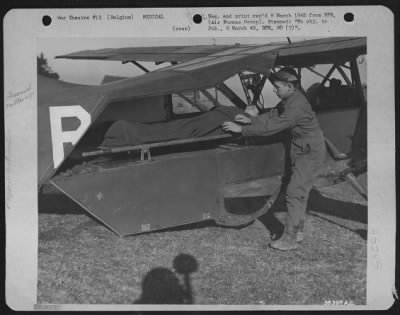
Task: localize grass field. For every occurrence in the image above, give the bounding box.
[38,175,367,305]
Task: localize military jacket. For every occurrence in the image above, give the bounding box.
[242,89,324,154]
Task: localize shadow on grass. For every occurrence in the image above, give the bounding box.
[39,192,85,215]
[310,212,368,240]
[257,188,368,241]
[148,195,273,235]
[135,253,198,304]
[257,211,285,241]
[38,192,108,236]
[224,195,272,215]
[307,189,367,224]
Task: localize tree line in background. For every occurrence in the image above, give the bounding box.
[37,52,59,79]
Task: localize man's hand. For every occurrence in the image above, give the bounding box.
[235,114,251,124]
[222,122,243,134]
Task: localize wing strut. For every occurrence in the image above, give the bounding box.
[125,60,150,73]
[216,83,247,109]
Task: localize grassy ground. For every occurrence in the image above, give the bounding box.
[38,175,367,305]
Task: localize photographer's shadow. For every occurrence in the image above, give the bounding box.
[135,253,198,304]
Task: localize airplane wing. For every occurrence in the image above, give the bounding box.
[56,44,249,63]
[56,37,366,66]
[276,37,366,66]
[40,37,366,185]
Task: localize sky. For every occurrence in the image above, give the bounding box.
[38,37,367,108]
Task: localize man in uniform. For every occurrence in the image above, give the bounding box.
[222,67,326,251]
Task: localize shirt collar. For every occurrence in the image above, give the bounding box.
[281,89,302,107]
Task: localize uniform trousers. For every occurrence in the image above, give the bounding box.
[286,136,326,227]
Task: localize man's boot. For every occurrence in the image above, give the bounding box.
[270,224,298,251]
[297,219,305,242]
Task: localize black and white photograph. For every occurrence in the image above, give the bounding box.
[36,36,368,305]
[4,6,396,311]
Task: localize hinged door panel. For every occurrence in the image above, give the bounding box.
[51,152,222,236]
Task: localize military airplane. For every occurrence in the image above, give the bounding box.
[39,37,367,236]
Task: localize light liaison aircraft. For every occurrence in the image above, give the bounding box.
[39,37,367,236]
